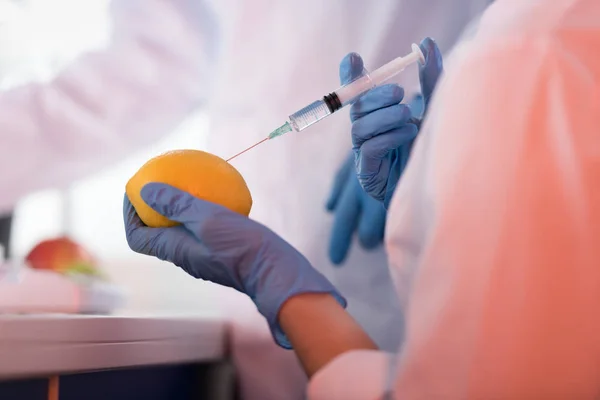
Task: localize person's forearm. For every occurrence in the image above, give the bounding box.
[278,293,378,377]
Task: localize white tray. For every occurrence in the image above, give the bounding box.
[0,266,125,315]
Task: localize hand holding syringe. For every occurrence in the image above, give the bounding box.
[227,43,426,162]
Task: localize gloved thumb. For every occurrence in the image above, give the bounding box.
[140,182,230,226]
[418,37,443,112]
[339,52,365,85]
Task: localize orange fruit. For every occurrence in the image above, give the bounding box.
[126,150,252,227]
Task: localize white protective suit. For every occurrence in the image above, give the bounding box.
[308,0,600,398]
[0,0,490,398]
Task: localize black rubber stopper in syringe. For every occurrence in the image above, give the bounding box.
[323,92,343,113]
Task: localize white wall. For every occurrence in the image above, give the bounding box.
[2,0,236,314]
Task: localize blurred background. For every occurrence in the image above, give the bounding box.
[0,0,224,315]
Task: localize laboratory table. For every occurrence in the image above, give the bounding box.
[0,315,236,400]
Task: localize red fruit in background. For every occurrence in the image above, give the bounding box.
[25,236,97,273]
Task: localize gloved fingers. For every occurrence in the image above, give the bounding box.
[356,154,391,203]
[357,125,418,177]
[123,193,146,232]
[328,177,361,265]
[349,84,405,122]
[123,193,170,257]
[326,154,354,211]
[418,37,443,110]
[380,147,407,209]
[407,93,425,120]
[357,195,386,249]
[339,52,365,85]
[351,104,413,148]
[124,207,205,279]
[399,140,414,171]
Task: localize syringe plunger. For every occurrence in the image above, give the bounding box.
[334,43,425,107]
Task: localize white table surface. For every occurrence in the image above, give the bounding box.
[0,314,227,379]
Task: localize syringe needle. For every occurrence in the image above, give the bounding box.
[226,137,269,162]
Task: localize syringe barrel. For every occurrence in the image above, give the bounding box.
[286,43,425,133]
[288,99,331,132]
[334,43,424,107]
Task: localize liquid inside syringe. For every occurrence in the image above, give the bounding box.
[226,43,425,162]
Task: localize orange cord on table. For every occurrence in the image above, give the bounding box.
[48,376,59,400]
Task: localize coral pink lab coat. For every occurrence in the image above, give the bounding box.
[308,0,600,398]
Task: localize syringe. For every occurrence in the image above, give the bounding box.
[227,43,425,162]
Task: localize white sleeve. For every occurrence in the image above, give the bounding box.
[0,0,219,212]
[386,34,600,398]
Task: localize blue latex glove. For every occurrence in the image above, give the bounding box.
[123,183,346,349]
[408,93,425,119]
[326,153,386,265]
[346,37,443,208]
